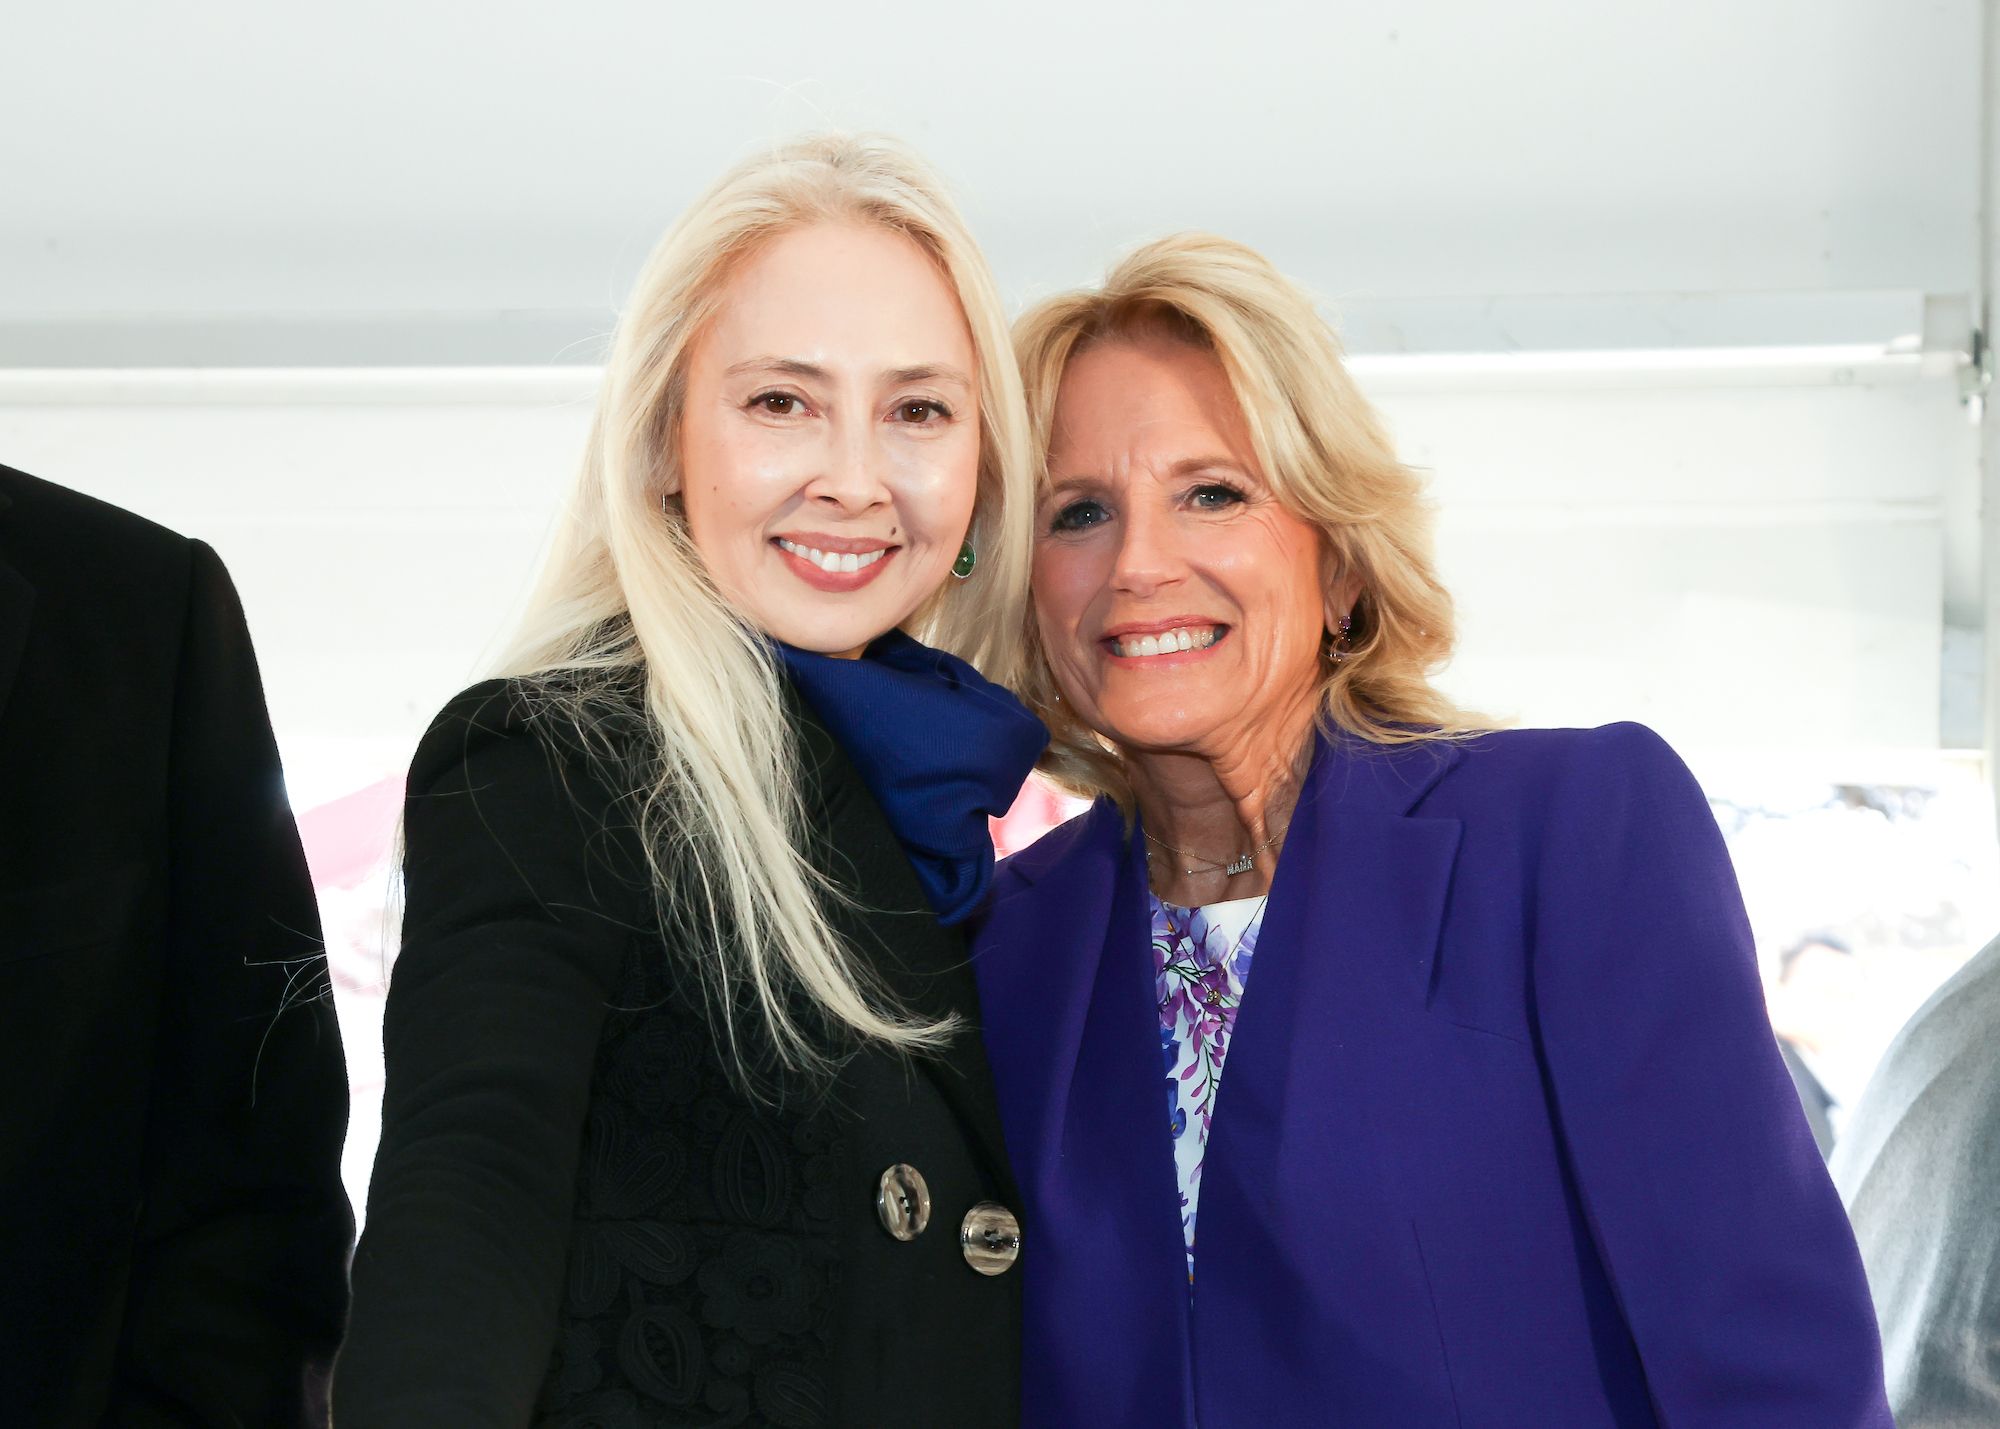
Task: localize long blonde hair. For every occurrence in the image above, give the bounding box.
[496,134,1033,1080]
[1013,233,1480,804]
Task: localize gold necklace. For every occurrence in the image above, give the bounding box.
[1144,827,1281,878]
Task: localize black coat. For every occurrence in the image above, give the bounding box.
[335,679,1024,1427]
[0,465,354,1425]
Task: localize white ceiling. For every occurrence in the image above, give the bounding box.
[0,0,1979,347]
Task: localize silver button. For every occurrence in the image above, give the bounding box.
[959,1201,1022,1275]
[876,1163,931,1241]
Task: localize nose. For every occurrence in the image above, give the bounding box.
[802,413,891,515]
[1109,493,1186,598]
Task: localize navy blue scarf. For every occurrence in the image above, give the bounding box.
[775,631,1048,926]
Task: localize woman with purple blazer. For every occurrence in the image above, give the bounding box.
[971,234,1893,1427]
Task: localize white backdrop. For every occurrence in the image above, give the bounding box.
[0,0,1981,347]
[2,0,1992,1213]
[0,365,1962,762]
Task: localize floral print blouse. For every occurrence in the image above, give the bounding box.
[1150,892,1268,1284]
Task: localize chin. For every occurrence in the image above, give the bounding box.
[1097,712,1219,755]
[766,606,895,656]
[778,629,880,656]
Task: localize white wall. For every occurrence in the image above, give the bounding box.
[0,364,1962,767]
[1394,375,1967,750]
[0,0,1979,345]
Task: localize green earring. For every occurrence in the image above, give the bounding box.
[952,539,976,580]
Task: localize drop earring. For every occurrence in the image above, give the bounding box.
[952,540,976,580]
[1331,611,1354,660]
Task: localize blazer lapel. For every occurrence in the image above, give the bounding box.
[0,493,33,726]
[976,804,1196,1426]
[1190,732,1467,1422]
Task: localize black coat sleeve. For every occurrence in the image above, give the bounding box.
[109,540,355,1426]
[333,683,644,1427]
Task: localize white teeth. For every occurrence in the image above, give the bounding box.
[776,538,887,574]
[1110,625,1221,658]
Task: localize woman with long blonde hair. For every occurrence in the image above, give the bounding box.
[334,134,1045,1426]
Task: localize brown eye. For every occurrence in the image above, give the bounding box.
[753,392,801,415]
[894,400,949,424]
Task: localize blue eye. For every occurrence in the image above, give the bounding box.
[1049,499,1109,533]
[1190,482,1245,510]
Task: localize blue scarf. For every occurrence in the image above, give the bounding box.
[775,631,1049,926]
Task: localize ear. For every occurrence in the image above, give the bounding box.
[1321,551,1364,636]
[655,386,690,499]
[655,446,685,500]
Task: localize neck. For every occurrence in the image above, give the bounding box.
[1129,698,1318,906]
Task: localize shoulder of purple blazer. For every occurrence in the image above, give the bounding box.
[1537,721,1692,798]
[1432,721,1701,835]
[1443,721,1681,782]
[1347,723,1689,824]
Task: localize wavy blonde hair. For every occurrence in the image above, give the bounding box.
[1013,232,1481,803]
[494,134,1033,1080]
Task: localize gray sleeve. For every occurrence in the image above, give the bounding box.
[1833,942,2000,1428]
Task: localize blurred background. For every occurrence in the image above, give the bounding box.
[1,0,1993,1216]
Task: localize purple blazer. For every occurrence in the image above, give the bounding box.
[971,722,1892,1427]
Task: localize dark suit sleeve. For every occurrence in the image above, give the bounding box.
[109,540,354,1426]
[1531,723,1892,1427]
[332,685,641,1427]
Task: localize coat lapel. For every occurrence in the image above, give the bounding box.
[1191,731,1467,1422]
[976,805,1196,1426]
[0,492,33,725]
[974,730,1470,1426]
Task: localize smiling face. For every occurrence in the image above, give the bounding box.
[1033,333,1345,766]
[677,220,981,657]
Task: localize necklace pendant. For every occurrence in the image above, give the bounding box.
[1225,852,1254,876]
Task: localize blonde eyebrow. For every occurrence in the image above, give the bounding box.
[885,363,973,389]
[1167,455,1253,480]
[721,357,973,389]
[1037,476,1106,511]
[722,357,829,380]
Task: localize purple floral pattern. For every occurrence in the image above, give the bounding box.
[1151,893,1266,1284]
